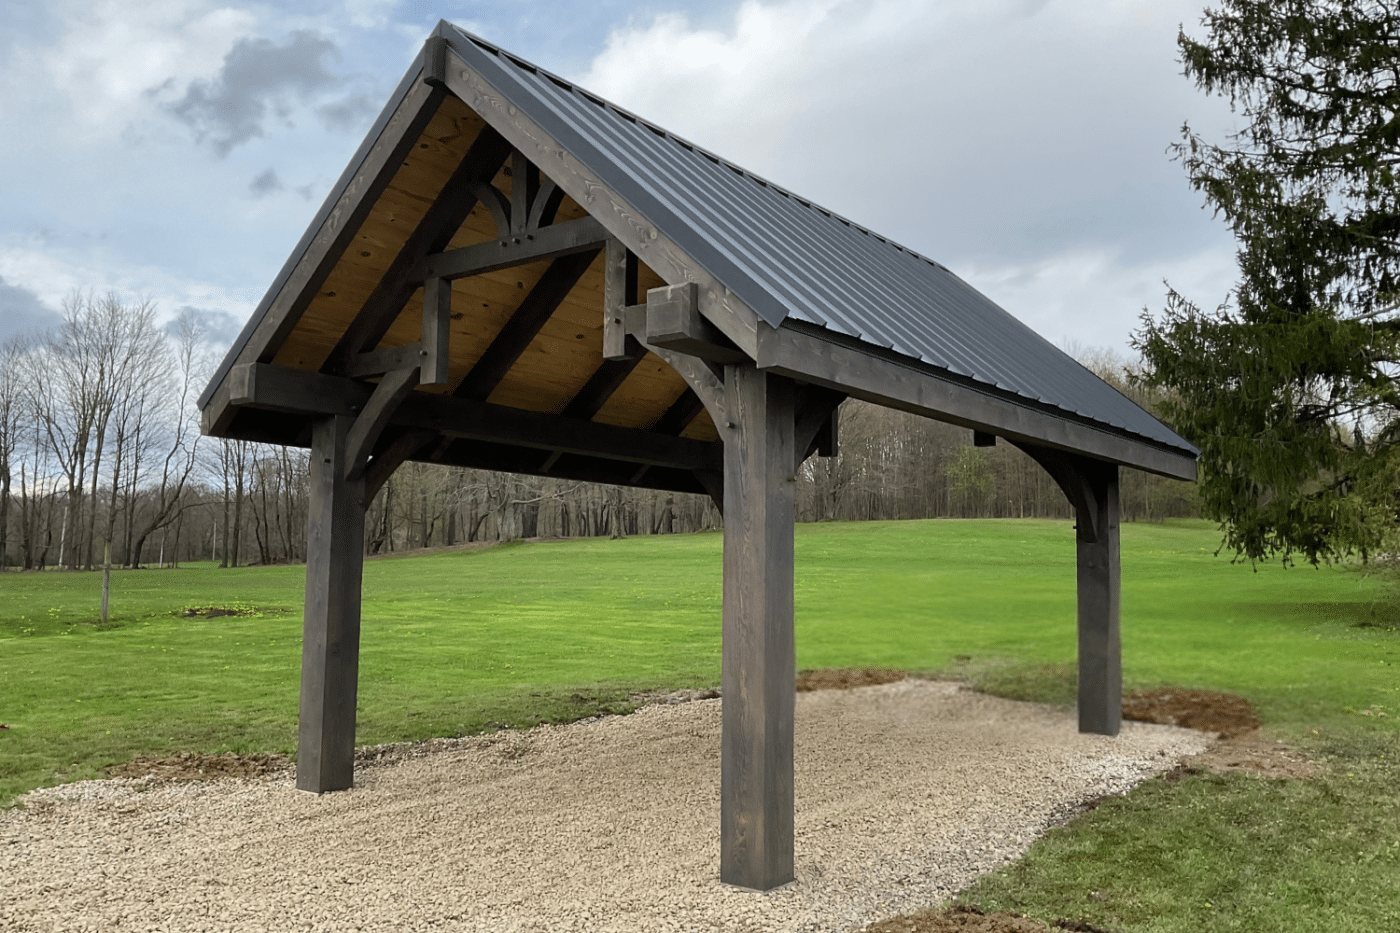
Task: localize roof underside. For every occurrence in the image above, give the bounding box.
[198,25,1196,490]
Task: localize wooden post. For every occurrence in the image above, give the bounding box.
[1076,462,1121,736]
[100,541,111,623]
[298,414,367,792]
[720,364,796,891]
[1009,443,1122,737]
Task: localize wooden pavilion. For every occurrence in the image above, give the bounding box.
[199,23,1198,892]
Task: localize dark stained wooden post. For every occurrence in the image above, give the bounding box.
[1075,461,1121,736]
[298,414,368,792]
[720,363,797,891]
[1009,442,1122,737]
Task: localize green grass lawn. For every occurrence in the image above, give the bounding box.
[2,517,1398,930]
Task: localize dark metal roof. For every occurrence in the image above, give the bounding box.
[442,24,1195,456]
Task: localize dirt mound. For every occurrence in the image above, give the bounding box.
[797,667,909,691]
[863,903,1111,933]
[1121,687,1260,738]
[1122,687,1317,778]
[107,751,288,782]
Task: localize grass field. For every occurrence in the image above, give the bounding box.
[3,517,1399,930]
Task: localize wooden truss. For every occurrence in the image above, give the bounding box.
[199,30,1192,892]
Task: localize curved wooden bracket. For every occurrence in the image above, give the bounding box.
[469,181,512,237]
[364,428,436,502]
[1010,441,1105,542]
[793,387,844,470]
[345,366,421,483]
[650,344,727,429]
[527,178,565,229]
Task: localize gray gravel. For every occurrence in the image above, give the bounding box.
[2,680,1211,932]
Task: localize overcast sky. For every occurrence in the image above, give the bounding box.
[0,0,1240,358]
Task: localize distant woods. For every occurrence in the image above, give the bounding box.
[0,298,1195,570]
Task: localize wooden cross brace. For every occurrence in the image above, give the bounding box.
[342,276,452,487]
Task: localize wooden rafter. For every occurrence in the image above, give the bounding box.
[321,125,514,375]
[452,250,600,401]
[651,388,707,436]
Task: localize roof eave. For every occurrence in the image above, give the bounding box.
[759,321,1198,481]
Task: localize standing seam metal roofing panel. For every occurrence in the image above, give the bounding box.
[450,28,1192,453]
[502,49,993,381]
[487,56,797,326]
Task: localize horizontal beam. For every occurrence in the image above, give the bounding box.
[754,324,1197,481]
[221,363,722,474]
[425,440,712,496]
[646,282,746,364]
[415,215,609,282]
[346,342,422,378]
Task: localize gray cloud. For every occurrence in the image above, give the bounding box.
[164,30,340,157]
[163,306,244,348]
[316,93,375,133]
[249,168,283,197]
[0,276,62,342]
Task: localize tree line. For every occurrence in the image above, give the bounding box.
[0,297,1195,571]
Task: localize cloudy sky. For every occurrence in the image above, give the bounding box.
[0,0,1241,358]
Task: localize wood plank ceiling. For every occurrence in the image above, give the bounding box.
[226,92,722,492]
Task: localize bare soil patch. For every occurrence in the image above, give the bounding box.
[1121,687,1259,737]
[797,667,909,691]
[1122,686,1315,779]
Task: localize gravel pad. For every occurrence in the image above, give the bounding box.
[2,681,1210,932]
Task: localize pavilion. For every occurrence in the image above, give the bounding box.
[199,23,1198,892]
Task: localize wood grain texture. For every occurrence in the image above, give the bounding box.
[1010,442,1122,737]
[756,323,1197,481]
[298,415,367,793]
[272,97,488,372]
[720,364,796,892]
[318,111,513,374]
